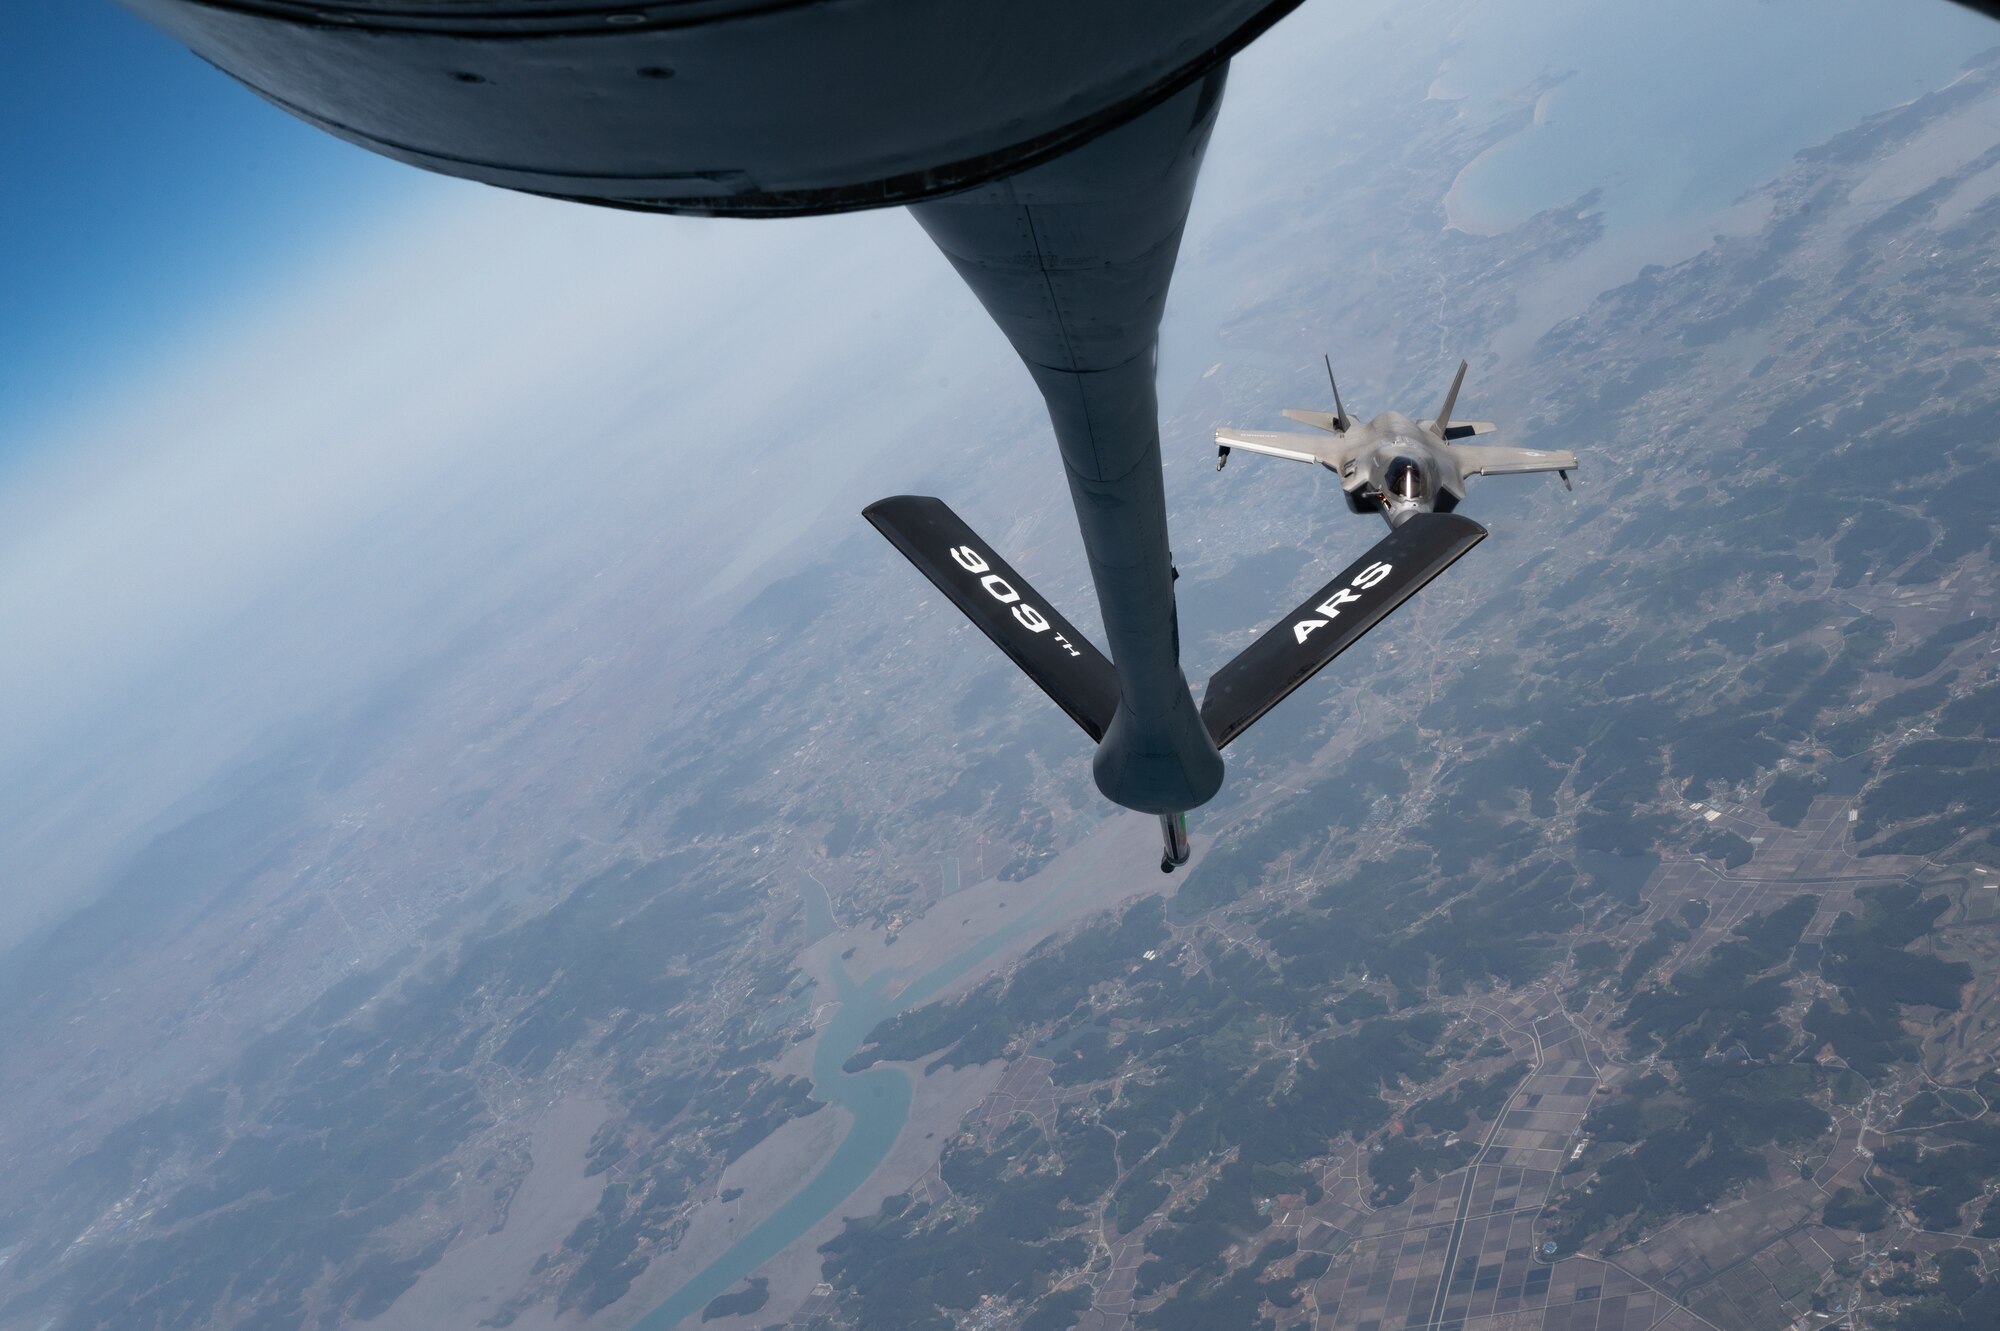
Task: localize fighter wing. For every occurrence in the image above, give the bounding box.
[1450,444,1577,476]
[1281,408,1343,433]
[1213,428,1350,467]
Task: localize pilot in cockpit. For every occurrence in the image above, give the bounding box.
[1383,455,1425,503]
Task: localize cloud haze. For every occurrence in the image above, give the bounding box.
[0,184,1016,946]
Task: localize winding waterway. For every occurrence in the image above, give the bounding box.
[631,873,1059,1329]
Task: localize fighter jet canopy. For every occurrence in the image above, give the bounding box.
[1384,457,1425,501]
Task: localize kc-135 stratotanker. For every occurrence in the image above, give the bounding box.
[865,359,1576,873]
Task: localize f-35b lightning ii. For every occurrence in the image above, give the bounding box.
[1215,357,1577,526]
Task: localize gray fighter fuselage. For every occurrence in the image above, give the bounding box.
[1324,411,1467,529]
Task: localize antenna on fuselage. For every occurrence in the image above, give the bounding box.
[1324,354,1348,431]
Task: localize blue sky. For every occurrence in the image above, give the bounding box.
[0,5,421,445]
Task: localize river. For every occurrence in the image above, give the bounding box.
[630,871,1068,1329]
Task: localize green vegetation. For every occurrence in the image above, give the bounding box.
[1099,1003,1449,1228]
[1134,1161,1270,1298]
[1937,681,2000,738]
[808,90,2000,1331]
[1548,900,1830,1249]
[1257,851,1582,1001]
[1570,940,1620,989]
[1821,676,1958,759]
[1873,1122,2000,1232]
[1407,1062,1529,1136]
[1854,737,2000,857]
[819,1120,1109,1331]
[1140,1260,1281,1331]
[1821,1186,1889,1232]
[1021,1287,1092,1331]
[1130,1207,1314,1329]
[701,1277,768,1321]
[1692,825,1754,868]
[19,64,2000,1331]
[1761,770,1825,826]
[1617,913,1690,996]
[1876,1249,2000,1330]
[1113,1176,1172,1234]
[1551,1061,1826,1251]
[1332,989,1390,1024]
[1887,616,1994,679]
[827,909,1461,1323]
[1177,771,1399,914]
[1368,1133,1475,1206]
[1050,1028,1127,1087]
[1898,1088,1984,1128]
[1805,886,1970,1077]
[1623,896,1817,1063]
[1934,1250,1984,1308]
[823,812,865,857]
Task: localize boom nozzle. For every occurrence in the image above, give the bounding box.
[1159,812,1191,873]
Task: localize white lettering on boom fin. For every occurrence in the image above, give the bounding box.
[954,542,1076,652]
[1291,562,1394,645]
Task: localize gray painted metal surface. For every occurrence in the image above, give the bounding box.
[117,0,1305,216]
[911,75,1230,813]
